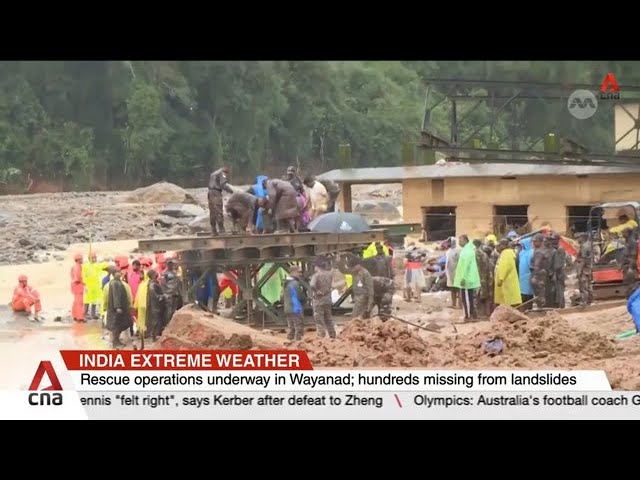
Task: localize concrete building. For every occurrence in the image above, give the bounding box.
[318,162,640,240]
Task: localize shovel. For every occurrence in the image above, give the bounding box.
[616,329,639,340]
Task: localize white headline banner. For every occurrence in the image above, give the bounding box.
[70,370,612,392]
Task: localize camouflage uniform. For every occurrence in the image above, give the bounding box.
[530,246,550,309]
[352,267,374,319]
[550,245,568,308]
[575,239,593,305]
[208,168,234,235]
[309,269,336,338]
[475,247,493,316]
[622,230,639,297]
[373,276,395,320]
[162,267,183,328]
[543,240,556,307]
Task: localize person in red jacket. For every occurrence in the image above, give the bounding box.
[12,275,42,320]
[70,253,85,322]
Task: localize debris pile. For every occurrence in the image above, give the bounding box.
[126,182,199,205]
[156,305,285,350]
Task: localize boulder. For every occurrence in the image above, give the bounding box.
[489,305,530,324]
[126,182,199,204]
[188,214,210,233]
[160,204,206,218]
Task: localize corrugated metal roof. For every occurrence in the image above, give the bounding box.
[317,163,640,184]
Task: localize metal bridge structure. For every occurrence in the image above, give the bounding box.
[417,78,640,167]
[138,230,386,328]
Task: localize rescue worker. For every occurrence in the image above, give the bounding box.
[284,166,305,194]
[404,244,426,302]
[372,276,395,320]
[309,258,336,339]
[610,213,638,236]
[303,175,329,220]
[12,275,42,321]
[283,265,305,342]
[82,252,108,320]
[162,258,183,326]
[318,179,340,213]
[265,178,300,233]
[445,237,461,309]
[371,242,393,279]
[575,232,593,306]
[152,253,166,277]
[549,234,568,308]
[247,175,269,233]
[104,269,133,348]
[219,271,239,309]
[530,233,549,310]
[351,258,374,319]
[454,234,481,321]
[258,263,287,308]
[473,239,493,318]
[146,269,166,341]
[622,227,639,297]
[543,236,556,308]
[208,165,234,236]
[70,253,85,323]
[225,191,266,234]
[494,239,521,307]
[516,237,534,308]
[133,269,150,346]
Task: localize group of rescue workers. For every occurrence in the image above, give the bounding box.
[207,165,340,235]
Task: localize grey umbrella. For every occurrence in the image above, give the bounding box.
[308,212,370,233]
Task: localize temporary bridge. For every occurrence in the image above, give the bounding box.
[138,230,386,328]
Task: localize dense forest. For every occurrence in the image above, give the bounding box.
[0,60,638,191]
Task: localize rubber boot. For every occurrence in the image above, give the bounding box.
[84,304,90,320]
[90,304,99,320]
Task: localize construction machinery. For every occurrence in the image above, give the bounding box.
[589,202,640,300]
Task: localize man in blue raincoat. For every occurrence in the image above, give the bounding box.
[247,175,269,233]
[517,237,534,308]
[627,287,640,333]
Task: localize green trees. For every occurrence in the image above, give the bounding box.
[0,60,635,190]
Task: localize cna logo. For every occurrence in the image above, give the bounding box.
[28,361,63,406]
[600,73,620,99]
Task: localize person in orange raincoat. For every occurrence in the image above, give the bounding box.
[12,275,42,320]
[154,253,167,277]
[70,253,85,322]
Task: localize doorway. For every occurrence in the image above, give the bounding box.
[422,206,456,241]
[566,205,592,235]
[493,205,529,237]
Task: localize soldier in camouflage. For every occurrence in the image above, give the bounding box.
[207,166,234,236]
[530,233,549,310]
[622,227,639,297]
[309,258,336,339]
[575,232,593,306]
[161,258,183,328]
[372,276,395,320]
[549,234,569,308]
[350,258,374,319]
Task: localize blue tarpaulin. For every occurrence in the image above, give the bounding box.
[626,287,640,332]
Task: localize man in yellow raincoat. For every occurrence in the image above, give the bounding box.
[494,239,521,307]
[82,252,109,320]
[133,270,150,341]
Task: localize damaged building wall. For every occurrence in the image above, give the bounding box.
[403,173,640,238]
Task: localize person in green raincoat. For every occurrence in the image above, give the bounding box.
[258,263,287,306]
[82,251,109,320]
[453,234,481,321]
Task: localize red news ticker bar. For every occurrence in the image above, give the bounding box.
[59,350,313,370]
